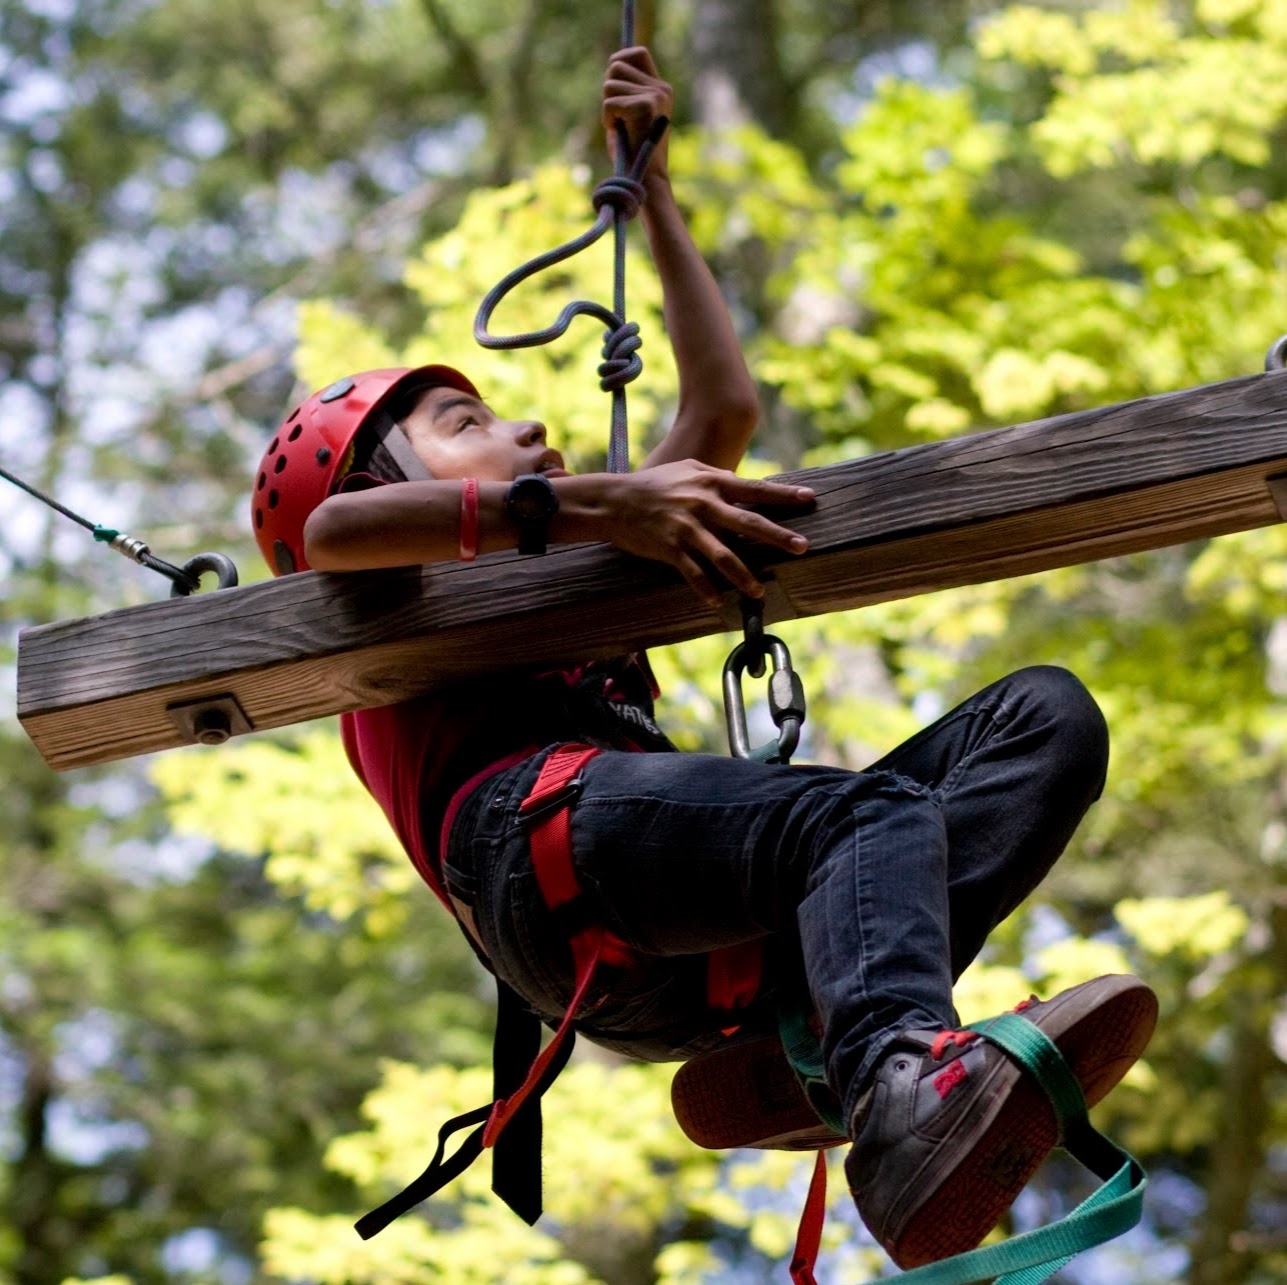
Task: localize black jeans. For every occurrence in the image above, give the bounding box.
[442,665,1109,1124]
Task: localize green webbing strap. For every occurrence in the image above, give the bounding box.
[970,1012,1087,1124]
[778,1005,845,1135]
[778,1008,1146,1284]
[894,1013,1147,1285]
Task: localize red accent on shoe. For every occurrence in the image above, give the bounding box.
[932,1060,969,1099]
[929,1029,980,1059]
[1013,995,1040,1013]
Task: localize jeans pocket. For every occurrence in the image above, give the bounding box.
[490,870,575,1016]
[440,858,477,905]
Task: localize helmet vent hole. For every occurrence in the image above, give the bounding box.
[255,508,264,529]
[257,472,266,490]
[273,540,297,576]
[286,406,301,423]
[288,424,302,442]
[268,490,279,509]
[268,437,279,454]
[274,455,287,473]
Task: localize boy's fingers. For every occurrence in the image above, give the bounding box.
[689,529,763,598]
[603,91,656,119]
[675,552,721,609]
[723,476,816,506]
[725,509,809,553]
[606,60,653,84]
[613,45,660,75]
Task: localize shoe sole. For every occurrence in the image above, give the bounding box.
[887,974,1158,1269]
[671,1034,846,1151]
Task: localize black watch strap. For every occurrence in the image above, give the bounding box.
[504,474,560,555]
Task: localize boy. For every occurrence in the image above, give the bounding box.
[251,46,1156,1270]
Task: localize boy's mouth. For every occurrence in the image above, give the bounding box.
[536,451,568,477]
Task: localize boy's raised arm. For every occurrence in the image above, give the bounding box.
[602,47,761,472]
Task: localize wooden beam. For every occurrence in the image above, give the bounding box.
[18,371,1287,771]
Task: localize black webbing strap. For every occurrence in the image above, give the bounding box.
[354,979,574,1237]
[490,978,547,1224]
[354,1105,490,1239]
[370,409,433,482]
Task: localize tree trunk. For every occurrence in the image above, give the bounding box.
[11,1043,62,1285]
[690,0,793,135]
[1186,900,1287,1284]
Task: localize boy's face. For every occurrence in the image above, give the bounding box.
[399,386,568,483]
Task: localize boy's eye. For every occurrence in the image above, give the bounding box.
[458,416,477,430]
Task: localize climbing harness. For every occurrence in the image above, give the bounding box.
[0,461,238,597]
[355,740,765,1239]
[474,0,663,474]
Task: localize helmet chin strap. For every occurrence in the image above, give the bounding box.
[371,409,433,482]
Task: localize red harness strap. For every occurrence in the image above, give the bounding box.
[790,1150,832,1285]
[357,742,776,1247]
[482,745,632,1147]
[486,743,768,1140]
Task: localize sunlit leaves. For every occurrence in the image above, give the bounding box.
[150,731,418,927]
[980,2,1287,174]
[1116,891,1250,960]
[266,1059,724,1285]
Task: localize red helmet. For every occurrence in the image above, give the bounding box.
[251,364,478,576]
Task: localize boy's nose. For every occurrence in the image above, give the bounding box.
[514,420,547,445]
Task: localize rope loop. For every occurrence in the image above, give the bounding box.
[591,174,647,222]
[598,322,643,391]
[472,43,670,474]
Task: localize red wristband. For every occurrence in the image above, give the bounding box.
[459,478,479,562]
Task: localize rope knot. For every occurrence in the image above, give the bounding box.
[599,322,643,391]
[592,175,647,222]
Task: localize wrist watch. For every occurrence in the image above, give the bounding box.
[504,473,560,555]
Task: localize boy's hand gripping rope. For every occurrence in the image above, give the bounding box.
[474,1,663,474]
[0,462,238,597]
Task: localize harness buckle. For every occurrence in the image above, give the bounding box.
[519,776,585,827]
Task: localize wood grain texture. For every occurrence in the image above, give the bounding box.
[19,371,1287,770]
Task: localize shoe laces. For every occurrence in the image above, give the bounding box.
[928,995,1043,1059]
[929,1028,980,1060]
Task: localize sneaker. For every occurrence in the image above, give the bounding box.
[671,1032,847,1151]
[846,973,1158,1269]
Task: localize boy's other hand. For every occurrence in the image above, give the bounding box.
[603,45,672,176]
[603,461,814,609]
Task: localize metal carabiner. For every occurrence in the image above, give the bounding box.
[723,633,807,764]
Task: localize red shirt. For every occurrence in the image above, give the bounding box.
[341,696,454,906]
[332,475,672,905]
[342,659,672,907]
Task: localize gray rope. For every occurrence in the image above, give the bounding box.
[473,0,664,474]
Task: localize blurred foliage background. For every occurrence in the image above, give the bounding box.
[3,0,1287,1281]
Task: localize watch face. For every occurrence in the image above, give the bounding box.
[508,475,558,519]
[505,474,559,554]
